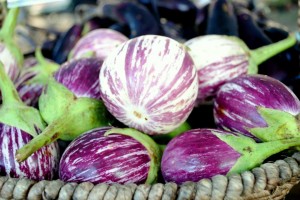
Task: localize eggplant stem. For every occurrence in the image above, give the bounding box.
[0,7,19,40]
[0,62,22,105]
[250,32,298,66]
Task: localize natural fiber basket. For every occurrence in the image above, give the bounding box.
[0,152,299,200]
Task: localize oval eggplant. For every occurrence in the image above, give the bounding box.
[59,127,161,184]
[68,28,129,61]
[99,35,198,135]
[214,74,300,140]
[161,128,300,184]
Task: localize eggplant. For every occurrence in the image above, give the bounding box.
[161,128,300,184]
[206,0,239,36]
[102,1,162,38]
[214,74,300,141]
[184,32,299,105]
[0,62,59,180]
[59,127,161,184]
[15,58,110,162]
[81,16,116,35]
[235,7,272,49]
[68,28,129,61]
[0,7,23,81]
[52,23,83,64]
[99,35,198,135]
[14,48,60,107]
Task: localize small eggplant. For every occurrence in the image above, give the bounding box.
[68,28,129,61]
[15,58,110,162]
[214,74,300,141]
[52,23,83,64]
[0,7,23,81]
[102,1,162,38]
[161,128,300,184]
[206,0,239,36]
[14,48,60,107]
[184,32,299,105]
[59,127,161,184]
[0,62,59,180]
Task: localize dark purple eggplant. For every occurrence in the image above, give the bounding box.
[214,74,300,141]
[235,7,272,49]
[14,48,60,107]
[59,127,161,184]
[16,58,110,162]
[52,23,83,64]
[161,128,300,184]
[102,1,162,38]
[0,62,59,180]
[0,7,23,81]
[206,0,239,36]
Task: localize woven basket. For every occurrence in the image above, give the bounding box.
[0,152,299,200]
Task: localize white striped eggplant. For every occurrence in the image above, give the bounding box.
[0,62,59,180]
[161,128,300,184]
[0,7,23,81]
[59,127,161,184]
[15,58,110,162]
[214,74,300,141]
[184,32,299,105]
[99,35,198,135]
[14,48,59,108]
[68,28,129,61]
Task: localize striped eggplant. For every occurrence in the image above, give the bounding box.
[16,58,110,162]
[184,32,299,105]
[68,28,129,61]
[14,49,59,108]
[214,74,300,141]
[161,128,300,184]
[0,62,59,180]
[59,127,161,184]
[0,7,23,82]
[99,35,198,135]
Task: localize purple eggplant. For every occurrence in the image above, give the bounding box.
[0,7,23,81]
[99,35,198,135]
[68,28,129,61]
[59,127,161,184]
[52,23,83,64]
[14,48,60,107]
[206,0,239,36]
[161,128,300,184]
[214,74,300,141]
[16,58,110,162]
[102,2,162,38]
[184,32,299,105]
[0,62,59,180]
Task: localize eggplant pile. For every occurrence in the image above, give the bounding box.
[0,0,300,188]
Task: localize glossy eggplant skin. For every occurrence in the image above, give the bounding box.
[52,24,83,64]
[206,0,239,36]
[103,2,162,38]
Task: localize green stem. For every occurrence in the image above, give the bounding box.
[105,128,161,184]
[0,62,22,105]
[250,32,299,65]
[15,114,70,162]
[0,7,19,40]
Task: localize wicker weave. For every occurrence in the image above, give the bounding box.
[0,152,299,200]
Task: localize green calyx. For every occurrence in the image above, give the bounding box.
[213,131,300,176]
[0,62,45,136]
[0,7,23,68]
[15,79,110,162]
[25,48,60,85]
[104,128,162,184]
[249,107,300,141]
